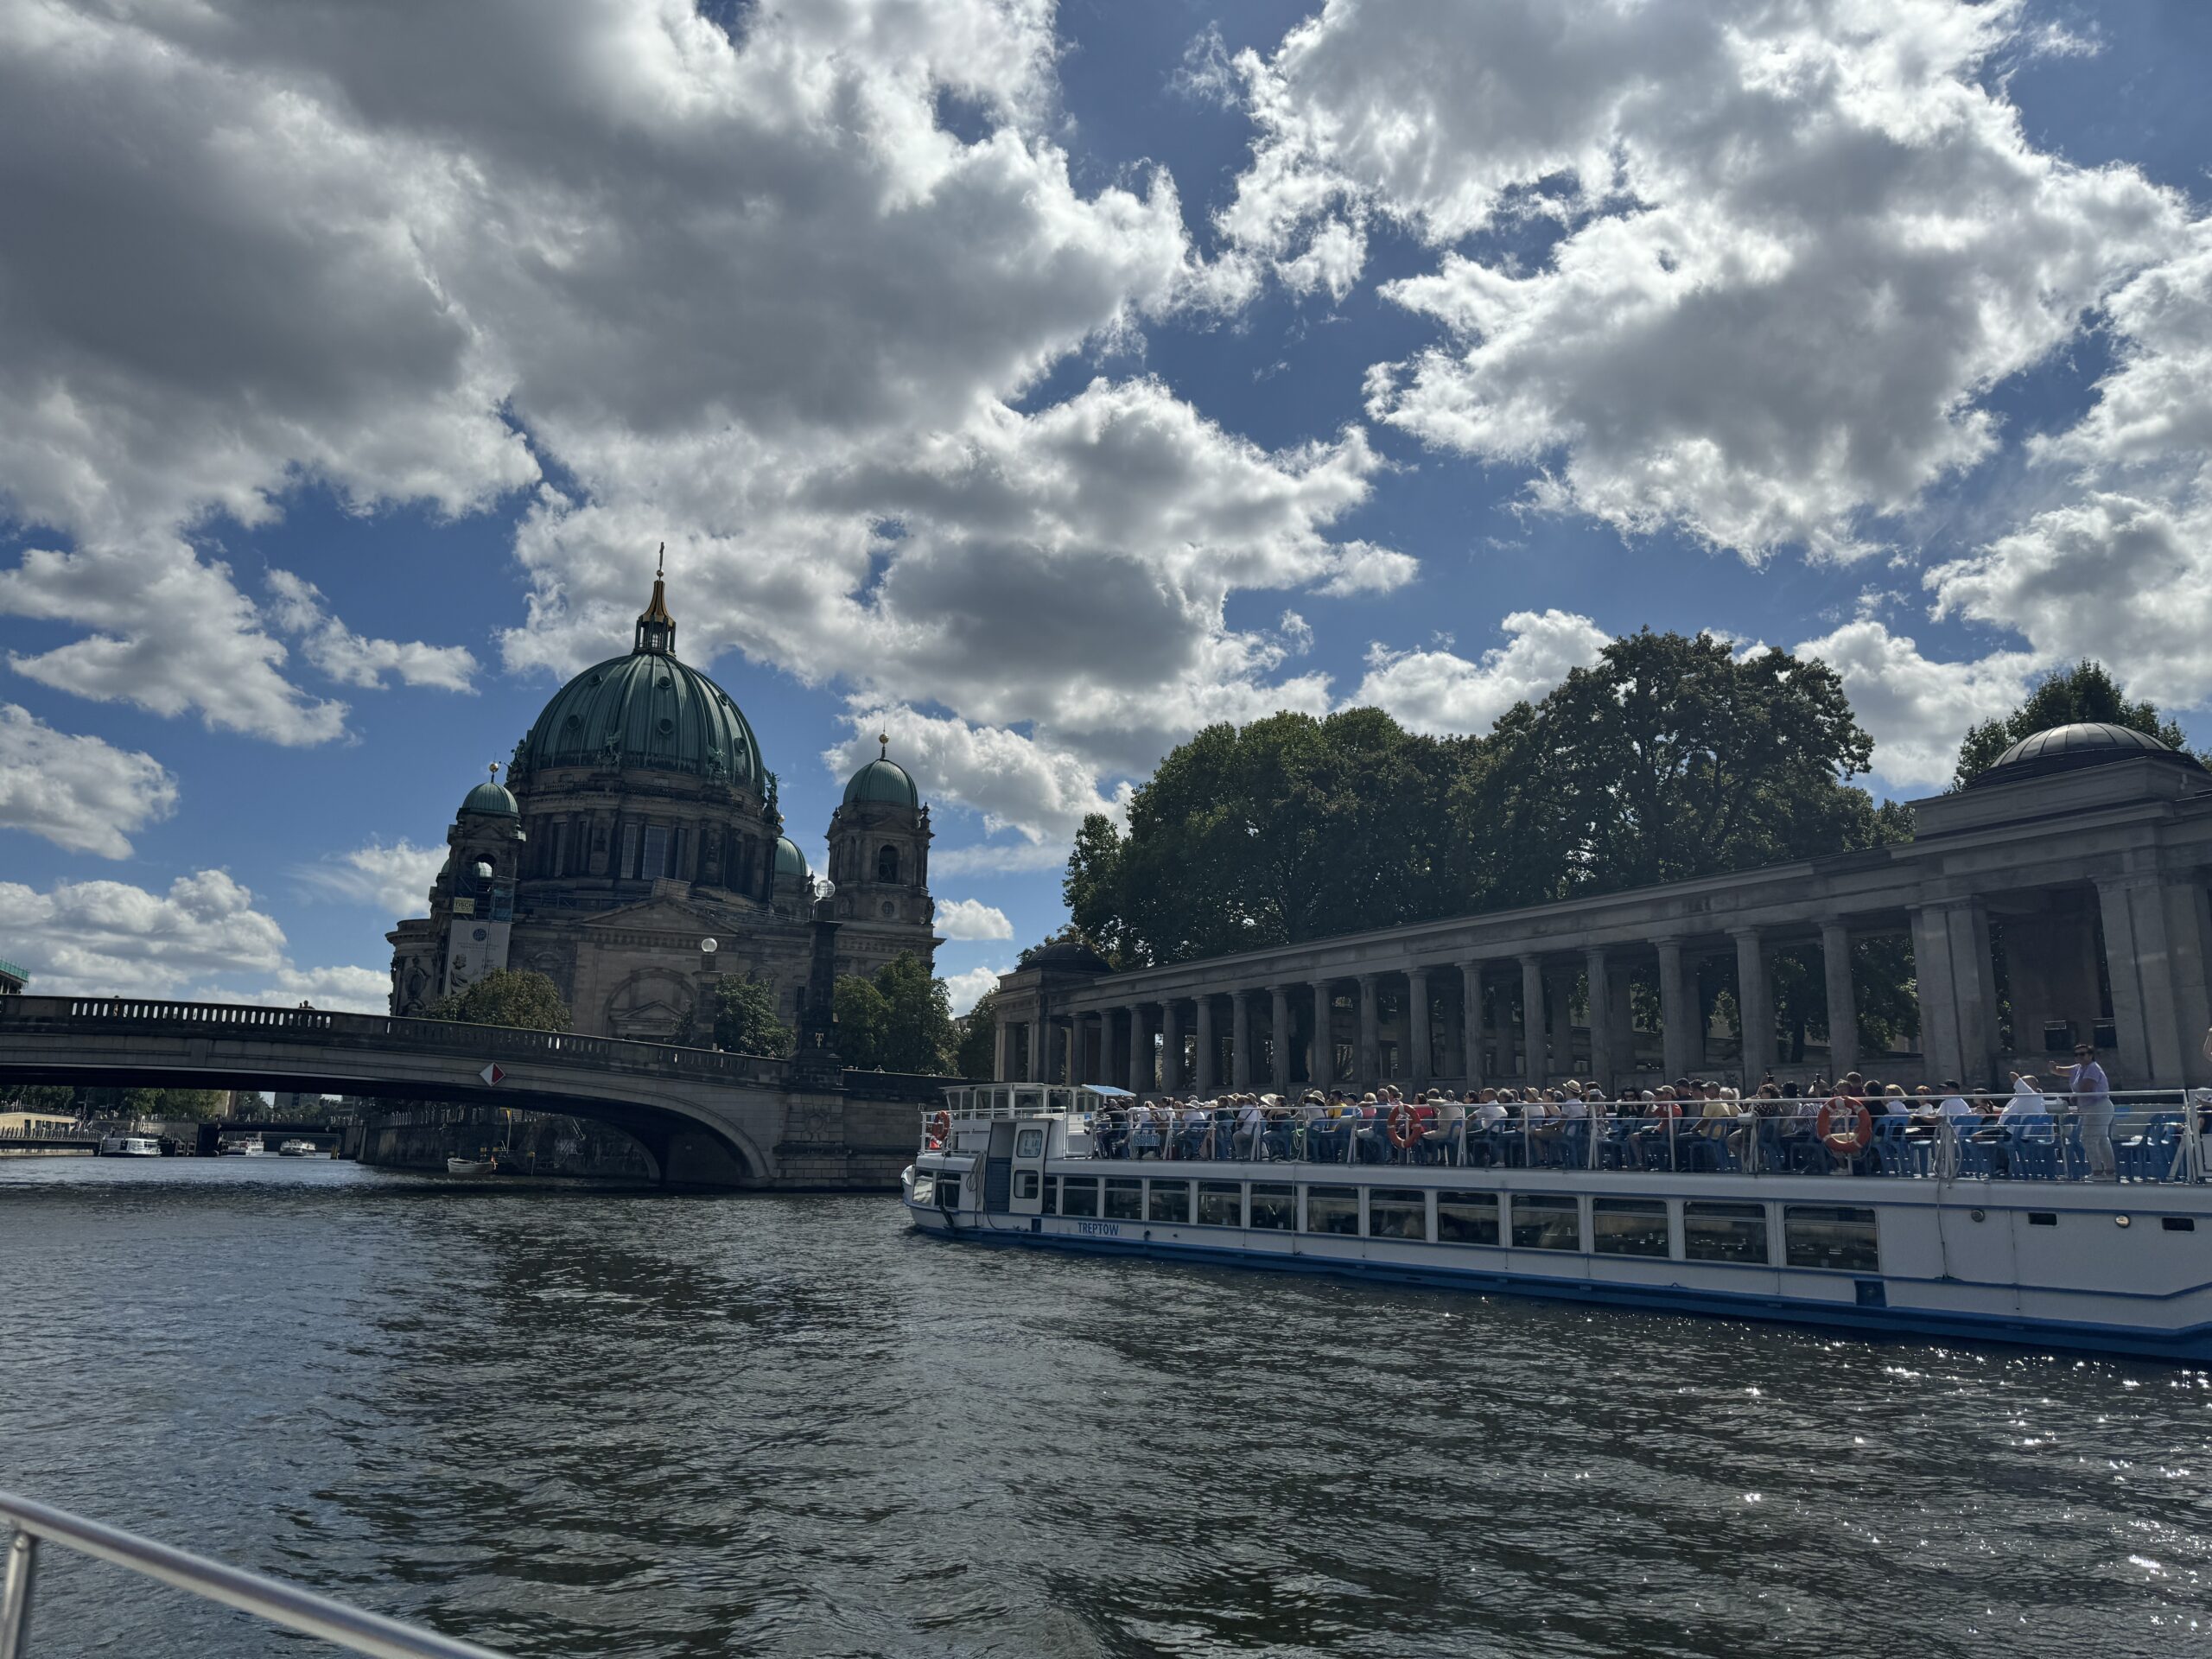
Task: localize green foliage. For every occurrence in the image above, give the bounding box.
[4,1084,79,1114]
[425,969,572,1032]
[831,952,957,1073]
[1954,659,2198,787]
[955,989,997,1080]
[115,1087,227,1121]
[1070,631,1897,963]
[702,976,793,1058]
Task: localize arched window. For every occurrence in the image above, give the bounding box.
[876,842,900,884]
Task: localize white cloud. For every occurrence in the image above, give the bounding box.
[0,869,287,996]
[1225,0,2190,562]
[943,963,1008,1017]
[823,707,1121,853]
[264,573,478,694]
[0,704,178,858]
[933,897,1014,941]
[292,838,448,918]
[1794,619,2035,791]
[1351,608,1606,736]
[930,840,1078,878]
[0,865,389,1010]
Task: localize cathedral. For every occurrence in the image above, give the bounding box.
[387,569,938,1039]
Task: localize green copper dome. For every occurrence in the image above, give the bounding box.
[460,779,520,817]
[842,744,918,809]
[514,576,763,788]
[773,836,809,883]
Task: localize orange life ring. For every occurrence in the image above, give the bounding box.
[1386,1103,1419,1148]
[1817,1099,1872,1153]
[926,1110,950,1149]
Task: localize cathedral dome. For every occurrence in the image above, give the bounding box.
[773,835,810,884]
[843,737,918,809]
[460,778,519,817]
[514,573,763,789]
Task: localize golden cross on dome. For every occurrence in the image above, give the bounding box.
[488,761,500,782]
[879,733,890,758]
[656,541,665,581]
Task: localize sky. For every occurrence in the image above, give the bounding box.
[2,0,2209,1018]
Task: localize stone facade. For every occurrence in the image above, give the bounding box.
[995,726,2212,1096]
[388,574,939,1037]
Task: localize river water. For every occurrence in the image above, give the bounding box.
[1,1158,2206,1657]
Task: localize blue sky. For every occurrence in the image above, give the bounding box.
[3,0,2209,1014]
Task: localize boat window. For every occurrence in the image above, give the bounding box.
[912,1173,936,1205]
[1148,1180,1192,1224]
[1249,1183,1296,1230]
[1014,1088,1042,1115]
[1592,1198,1669,1257]
[2162,1217,2196,1233]
[1436,1192,1500,1246]
[1684,1200,1767,1264]
[1303,1185,1359,1236]
[1510,1195,1581,1251]
[1103,1179,1144,1221]
[937,1176,963,1211]
[1014,1171,1039,1201]
[1042,1176,1058,1216]
[1783,1206,1878,1270]
[1014,1127,1045,1159]
[1061,1176,1098,1217]
[1197,1182,1243,1227]
[1366,1191,1427,1241]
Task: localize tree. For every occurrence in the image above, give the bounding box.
[1468,630,1885,906]
[1953,659,2199,788]
[425,969,572,1032]
[114,1087,226,1121]
[4,1084,79,1115]
[830,953,957,1073]
[701,976,793,1058]
[955,989,997,1080]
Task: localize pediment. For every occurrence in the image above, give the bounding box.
[581,897,721,932]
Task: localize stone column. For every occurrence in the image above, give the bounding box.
[1160,1001,1185,1093]
[1584,949,1614,1089]
[2096,874,2212,1087]
[1521,954,1547,1088]
[994,1013,1012,1081]
[1230,990,1253,1090]
[1912,899,1997,1091]
[1406,967,1432,1084]
[1821,921,1858,1076]
[1026,1018,1045,1083]
[1732,926,1773,1082]
[1656,938,1695,1082]
[1125,1004,1148,1094]
[1312,981,1334,1088]
[1460,961,1486,1090]
[1357,974,1382,1084]
[1270,985,1294,1093]
[1068,1014,1087,1085]
[1194,995,1217,1092]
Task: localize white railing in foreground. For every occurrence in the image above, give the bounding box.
[0,1491,512,1659]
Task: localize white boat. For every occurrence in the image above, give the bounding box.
[446,1156,495,1176]
[906,1083,2212,1363]
[217,1133,266,1156]
[97,1133,162,1157]
[277,1140,318,1157]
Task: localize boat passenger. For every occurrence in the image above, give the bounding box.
[2055,1041,2116,1182]
[1425,1091,1465,1166]
[1131,1098,1161,1160]
[1179,1097,1212,1160]
[1234,1094,1265,1160]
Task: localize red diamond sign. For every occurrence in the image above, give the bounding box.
[480,1064,505,1085]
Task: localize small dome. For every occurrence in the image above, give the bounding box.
[773,836,810,884]
[460,780,519,817]
[1971,721,2202,788]
[1026,937,1109,973]
[844,736,919,809]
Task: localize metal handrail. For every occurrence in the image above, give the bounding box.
[0,1491,511,1659]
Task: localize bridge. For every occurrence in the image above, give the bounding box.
[0,996,938,1188]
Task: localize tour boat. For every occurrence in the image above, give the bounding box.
[217,1133,266,1156]
[97,1133,162,1157]
[277,1140,318,1157]
[904,1084,2212,1363]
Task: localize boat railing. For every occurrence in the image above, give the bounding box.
[0,1490,512,1659]
[1027,1090,2209,1185]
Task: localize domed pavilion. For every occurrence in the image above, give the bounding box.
[388,566,938,1038]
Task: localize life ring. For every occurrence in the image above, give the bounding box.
[1386,1103,1419,1148]
[1817,1099,1872,1153]
[926,1109,950,1149]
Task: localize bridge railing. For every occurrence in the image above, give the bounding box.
[0,996,791,1087]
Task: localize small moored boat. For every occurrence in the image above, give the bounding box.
[277,1140,317,1157]
[217,1133,266,1157]
[97,1133,162,1158]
